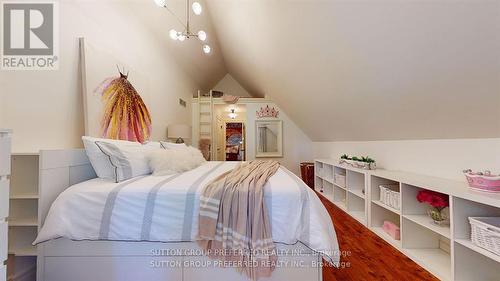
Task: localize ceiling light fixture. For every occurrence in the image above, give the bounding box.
[228,109,237,119]
[154,0,211,55]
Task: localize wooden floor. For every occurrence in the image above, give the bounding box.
[318,193,439,281]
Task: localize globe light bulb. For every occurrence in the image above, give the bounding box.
[178,34,186,42]
[192,2,202,15]
[169,29,178,40]
[154,0,167,8]
[197,30,207,41]
[203,44,211,54]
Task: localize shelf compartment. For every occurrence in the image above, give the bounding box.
[347,192,366,225]
[332,184,347,211]
[403,214,450,239]
[401,183,449,216]
[346,170,365,193]
[333,201,346,211]
[455,239,500,264]
[348,189,365,199]
[371,175,400,213]
[371,226,401,248]
[453,197,500,240]
[333,183,346,200]
[8,227,37,257]
[370,175,399,201]
[372,200,400,215]
[454,241,499,281]
[403,248,451,281]
[322,164,334,183]
[8,200,38,226]
[10,155,39,198]
[318,180,334,202]
[6,255,37,281]
[371,202,400,237]
[314,176,323,192]
[402,217,451,281]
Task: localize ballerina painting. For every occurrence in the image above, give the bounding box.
[95,68,152,143]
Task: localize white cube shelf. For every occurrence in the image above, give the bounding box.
[315,158,500,281]
[8,153,39,281]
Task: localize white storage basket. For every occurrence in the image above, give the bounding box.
[379,185,400,210]
[469,217,500,256]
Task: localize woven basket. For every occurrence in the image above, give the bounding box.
[469,217,500,256]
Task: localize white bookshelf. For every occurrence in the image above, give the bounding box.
[7,153,39,281]
[315,159,500,281]
[0,130,12,281]
[314,160,368,226]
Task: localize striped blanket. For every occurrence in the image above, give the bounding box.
[34,161,340,269]
[198,161,280,280]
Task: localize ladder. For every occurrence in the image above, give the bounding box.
[197,90,214,159]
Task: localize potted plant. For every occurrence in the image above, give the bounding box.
[416,190,449,225]
[339,155,376,170]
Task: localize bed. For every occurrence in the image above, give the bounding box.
[35,149,339,281]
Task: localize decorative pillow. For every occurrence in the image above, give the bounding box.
[82,136,141,180]
[95,141,155,182]
[142,141,162,149]
[148,146,206,176]
[160,141,187,150]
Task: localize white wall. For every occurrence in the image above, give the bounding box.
[213,74,252,97]
[0,0,198,153]
[246,103,312,174]
[313,139,500,182]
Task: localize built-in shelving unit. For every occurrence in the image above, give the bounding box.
[315,159,500,281]
[315,160,368,226]
[7,153,39,281]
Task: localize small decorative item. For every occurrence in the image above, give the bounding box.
[416,190,449,225]
[382,221,400,240]
[256,105,279,119]
[463,169,500,193]
[95,67,152,143]
[339,154,376,170]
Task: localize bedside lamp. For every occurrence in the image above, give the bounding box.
[167,124,191,143]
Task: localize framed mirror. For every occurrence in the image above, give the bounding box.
[255,120,283,158]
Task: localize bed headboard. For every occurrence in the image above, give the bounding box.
[38,149,97,227]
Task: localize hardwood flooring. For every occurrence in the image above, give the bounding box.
[318,193,439,281]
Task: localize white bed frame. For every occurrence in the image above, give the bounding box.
[37,149,323,281]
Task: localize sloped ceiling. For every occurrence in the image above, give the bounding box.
[126,0,227,90]
[206,0,500,141]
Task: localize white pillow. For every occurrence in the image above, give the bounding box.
[160,141,187,150]
[148,146,206,176]
[95,141,155,182]
[143,141,162,149]
[82,136,140,180]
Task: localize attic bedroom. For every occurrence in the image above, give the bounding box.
[0,1,499,281]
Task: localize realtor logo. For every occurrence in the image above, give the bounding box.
[1,1,59,70]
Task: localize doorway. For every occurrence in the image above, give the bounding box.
[225,122,245,161]
[214,104,246,161]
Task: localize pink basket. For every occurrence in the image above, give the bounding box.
[464,174,500,193]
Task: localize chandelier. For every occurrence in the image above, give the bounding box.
[154,0,211,54]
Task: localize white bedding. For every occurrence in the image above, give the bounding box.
[35,161,340,265]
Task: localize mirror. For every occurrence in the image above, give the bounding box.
[255,120,283,158]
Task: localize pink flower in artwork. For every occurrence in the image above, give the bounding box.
[416,190,449,210]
